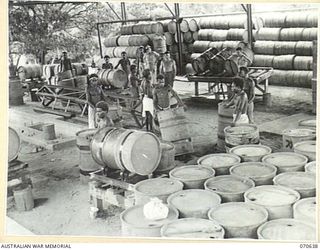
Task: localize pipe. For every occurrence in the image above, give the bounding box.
[97,23,103,58]
[246,4,253,49]
[174,3,183,75]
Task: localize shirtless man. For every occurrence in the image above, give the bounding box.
[160,51,176,88]
[239,66,255,124]
[224,77,249,126]
[143,45,160,85]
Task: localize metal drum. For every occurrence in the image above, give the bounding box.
[8,127,20,162]
[293,197,316,226]
[229,144,272,162]
[293,140,316,161]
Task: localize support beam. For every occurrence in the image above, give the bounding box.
[97,24,103,58]
[174,3,183,75]
[164,3,175,17]
[106,2,122,20]
[246,4,253,49]
[121,2,127,25]
[241,4,247,12]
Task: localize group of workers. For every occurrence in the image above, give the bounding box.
[86,45,184,131]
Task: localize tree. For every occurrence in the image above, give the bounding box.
[9,2,116,64]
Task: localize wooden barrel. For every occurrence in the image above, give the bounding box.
[8,127,20,162]
[13,184,34,211]
[128,35,150,46]
[197,153,241,176]
[9,78,24,106]
[152,35,167,53]
[229,144,272,162]
[304,161,316,173]
[222,40,241,49]
[76,129,101,173]
[155,141,175,173]
[43,64,57,78]
[169,165,215,189]
[180,19,189,33]
[198,18,211,29]
[262,152,308,173]
[285,14,317,28]
[188,19,199,32]
[307,13,318,27]
[273,172,316,198]
[293,197,316,226]
[151,22,164,34]
[216,102,234,150]
[282,128,316,151]
[227,29,245,41]
[17,64,43,80]
[293,56,313,70]
[192,31,199,41]
[134,178,183,205]
[209,41,224,51]
[191,47,219,74]
[244,185,300,220]
[204,175,255,202]
[198,30,211,40]
[230,162,277,186]
[117,35,130,46]
[97,69,127,88]
[103,36,119,47]
[252,55,275,67]
[167,20,177,34]
[132,23,145,34]
[272,55,295,70]
[269,70,312,88]
[228,16,246,29]
[75,75,88,89]
[164,32,174,45]
[273,41,296,55]
[126,46,140,58]
[301,28,318,41]
[104,47,116,57]
[209,18,229,29]
[257,219,316,241]
[253,41,275,55]
[143,23,153,34]
[280,28,305,41]
[209,54,225,75]
[263,15,286,28]
[160,218,225,238]
[208,202,268,239]
[91,127,161,176]
[193,41,211,53]
[167,189,221,219]
[224,124,260,152]
[211,29,228,41]
[183,31,194,43]
[293,140,316,161]
[120,204,179,237]
[120,25,133,35]
[256,28,281,41]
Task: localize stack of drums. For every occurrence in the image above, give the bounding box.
[224,124,260,153]
[76,129,101,183]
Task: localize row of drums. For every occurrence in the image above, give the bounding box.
[262,13,318,28]
[120,150,316,239]
[120,19,199,36]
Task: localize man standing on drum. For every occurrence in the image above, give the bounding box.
[224,77,249,126]
[143,45,160,85]
[160,51,176,88]
[239,66,255,124]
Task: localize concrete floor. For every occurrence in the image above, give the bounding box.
[6,80,316,237]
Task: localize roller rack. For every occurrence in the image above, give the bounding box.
[35,84,145,128]
[187,66,273,105]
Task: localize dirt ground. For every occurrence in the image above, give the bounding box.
[6,80,315,237]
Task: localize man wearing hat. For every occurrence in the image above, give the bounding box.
[86,74,106,128]
[143,45,159,85]
[102,55,113,70]
[160,51,176,88]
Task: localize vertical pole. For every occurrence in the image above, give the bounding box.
[246,4,253,49]
[97,23,103,58]
[121,2,127,25]
[174,3,183,75]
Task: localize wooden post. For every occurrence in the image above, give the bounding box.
[312,40,317,114]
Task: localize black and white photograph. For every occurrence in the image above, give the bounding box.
[5,0,318,243]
